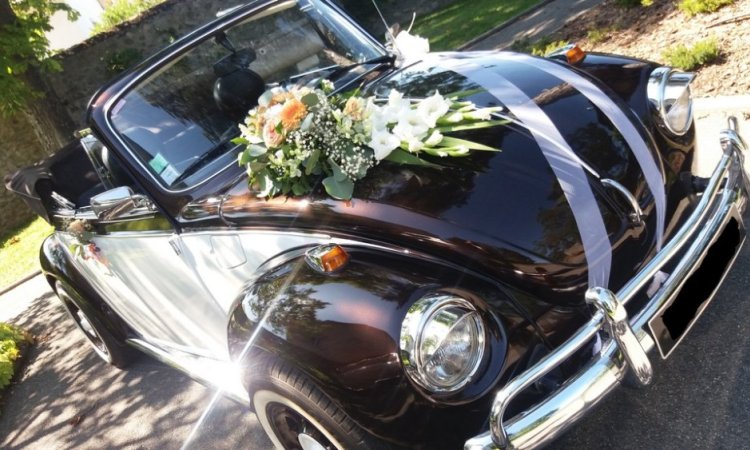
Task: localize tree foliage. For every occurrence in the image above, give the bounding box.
[0,0,78,117]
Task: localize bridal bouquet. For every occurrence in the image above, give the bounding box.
[235,81,505,200]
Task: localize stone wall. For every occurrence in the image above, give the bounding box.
[43,0,459,128]
[2,0,458,233]
[43,0,227,127]
[0,100,71,233]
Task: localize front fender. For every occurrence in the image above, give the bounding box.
[227,245,546,448]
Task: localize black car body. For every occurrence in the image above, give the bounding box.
[6,1,749,449]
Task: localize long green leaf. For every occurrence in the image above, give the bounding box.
[437,136,500,151]
[385,149,439,167]
[437,119,509,133]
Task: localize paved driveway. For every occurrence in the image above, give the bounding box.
[0,280,272,449]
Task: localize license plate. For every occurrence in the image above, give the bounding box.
[648,214,743,358]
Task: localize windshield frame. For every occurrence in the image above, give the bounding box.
[101,0,388,195]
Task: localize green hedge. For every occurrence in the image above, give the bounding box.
[0,323,30,390]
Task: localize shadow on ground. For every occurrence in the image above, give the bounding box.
[0,291,272,449]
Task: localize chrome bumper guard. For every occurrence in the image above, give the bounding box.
[465,118,749,450]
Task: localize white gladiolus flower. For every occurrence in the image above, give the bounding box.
[369,108,390,132]
[417,91,450,127]
[393,109,429,141]
[464,108,493,121]
[369,129,401,161]
[443,111,464,123]
[407,137,424,153]
[425,130,443,146]
[383,89,411,120]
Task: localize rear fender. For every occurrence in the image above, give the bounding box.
[40,234,132,343]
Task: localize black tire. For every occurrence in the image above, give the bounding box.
[248,353,388,450]
[55,282,136,369]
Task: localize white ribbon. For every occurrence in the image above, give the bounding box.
[499,53,666,251]
[441,59,612,288]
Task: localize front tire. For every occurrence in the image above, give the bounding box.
[248,354,386,450]
[55,282,135,369]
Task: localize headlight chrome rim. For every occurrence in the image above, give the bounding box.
[400,294,486,394]
[647,66,696,136]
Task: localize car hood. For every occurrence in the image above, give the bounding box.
[215,52,671,305]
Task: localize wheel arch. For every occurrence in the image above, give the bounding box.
[40,233,133,344]
[226,243,535,448]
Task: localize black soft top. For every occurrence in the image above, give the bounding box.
[4,140,101,222]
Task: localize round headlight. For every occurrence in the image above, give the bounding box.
[400,294,486,393]
[647,67,696,136]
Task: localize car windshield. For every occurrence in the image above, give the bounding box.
[108,0,385,191]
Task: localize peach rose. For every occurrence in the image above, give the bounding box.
[262,120,285,148]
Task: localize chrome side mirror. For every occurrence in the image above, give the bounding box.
[91,187,155,221]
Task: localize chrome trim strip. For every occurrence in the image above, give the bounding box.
[601,178,644,225]
[466,119,748,450]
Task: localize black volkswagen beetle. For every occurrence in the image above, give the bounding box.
[6,1,749,449]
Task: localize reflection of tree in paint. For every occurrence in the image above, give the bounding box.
[246,264,328,337]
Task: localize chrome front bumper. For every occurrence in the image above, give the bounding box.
[465,118,750,450]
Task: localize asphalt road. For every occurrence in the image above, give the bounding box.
[0,279,272,450]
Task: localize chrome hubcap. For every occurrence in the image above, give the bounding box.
[298,433,327,450]
[77,310,97,338]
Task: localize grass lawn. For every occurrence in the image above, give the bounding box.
[0,217,52,290]
[412,0,541,51]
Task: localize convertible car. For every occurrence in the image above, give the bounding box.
[6,0,749,449]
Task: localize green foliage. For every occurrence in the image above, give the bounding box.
[615,0,653,7]
[678,0,735,16]
[587,27,614,43]
[0,216,52,289]
[0,0,79,116]
[412,0,540,51]
[91,0,165,35]
[511,36,569,56]
[102,47,142,75]
[0,323,29,389]
[662,38,720,70]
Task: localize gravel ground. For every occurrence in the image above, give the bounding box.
[555,0,750,96]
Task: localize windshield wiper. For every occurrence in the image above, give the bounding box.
[169,126,238,187]
[326,54,395,81]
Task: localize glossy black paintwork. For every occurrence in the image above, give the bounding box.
[204,53,697,308]
[68,1,702,445]
[228,246,566,448]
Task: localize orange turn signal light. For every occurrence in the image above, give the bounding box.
[305,244,350,273]
[566,45,586,65]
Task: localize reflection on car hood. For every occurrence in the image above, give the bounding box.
[216,52,669,305]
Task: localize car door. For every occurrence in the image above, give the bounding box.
[58,140,229,360]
